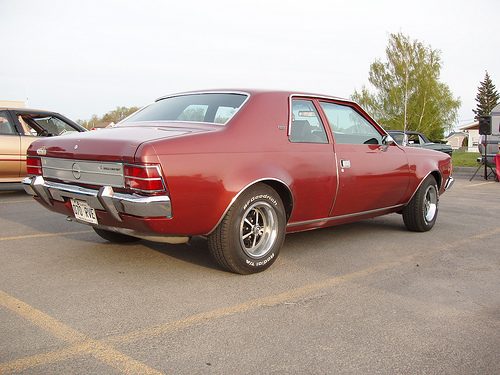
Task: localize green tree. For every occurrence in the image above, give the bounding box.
[76,114,100,129]
[77,106,140,129]
[352,32,461,140]
[102,106,140,123]
[473,71,499,118]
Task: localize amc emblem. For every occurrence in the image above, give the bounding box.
[72,163,82,179]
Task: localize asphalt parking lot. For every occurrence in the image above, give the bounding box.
[1,172,499,374]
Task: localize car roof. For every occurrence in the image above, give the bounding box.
[0,107,64,116]
[154,89,350,103]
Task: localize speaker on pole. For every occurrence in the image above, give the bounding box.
[478,115,492,135]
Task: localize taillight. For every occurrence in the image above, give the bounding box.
[27,156,43,176]
[124,164,166,194]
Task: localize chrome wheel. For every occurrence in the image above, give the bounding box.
[208,183,286,274]
[424,184,438,224]
[402,175,439,232]
[239,201,278,258]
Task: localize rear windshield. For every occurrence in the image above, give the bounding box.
[121,93,248,125]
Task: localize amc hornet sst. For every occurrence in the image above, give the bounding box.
[22,90,454,274]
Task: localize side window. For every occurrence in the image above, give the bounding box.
[214,106,236,124]
[0,112,15,134]
[290,99,328,143]
[319,102,382,145]
[28,116,79,136]
[18,116,37,136]
[407,134,419,144]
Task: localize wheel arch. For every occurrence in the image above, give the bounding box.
[259,179,294,222]
[404,170,442,208]
[430,170,443,190]
[207,177,294,235]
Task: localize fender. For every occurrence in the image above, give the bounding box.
[403,148,451,201]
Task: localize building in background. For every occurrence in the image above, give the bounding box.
[0,100,25,108]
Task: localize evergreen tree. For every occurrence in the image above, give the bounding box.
[473,71,499,118]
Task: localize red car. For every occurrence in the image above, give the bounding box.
[23,90,454,274]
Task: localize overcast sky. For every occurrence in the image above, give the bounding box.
[1,0,499,129]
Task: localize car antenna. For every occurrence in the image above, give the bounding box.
[402,120,408,147]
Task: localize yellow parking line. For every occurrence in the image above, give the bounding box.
[0,200,33,203]
[0,292,164,374]
[468,181,496,187]
[0,290,86,343]
[2,227,500,374]
[0,231,93,241]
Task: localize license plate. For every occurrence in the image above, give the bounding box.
[70,199,98,224]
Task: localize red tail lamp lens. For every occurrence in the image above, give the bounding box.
[27,157,43,175]
[124,164,165,193]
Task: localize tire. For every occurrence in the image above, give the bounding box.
[402,175,439,232]
[93,227,141,243]
[208,183,286,274]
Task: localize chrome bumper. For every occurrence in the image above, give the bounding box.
[444,176,454,191]
[22,176,171,221]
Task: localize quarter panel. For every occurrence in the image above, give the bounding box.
[154,143,337,235]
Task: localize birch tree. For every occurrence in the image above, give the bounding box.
[352,33,460,140]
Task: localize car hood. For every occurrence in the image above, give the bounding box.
[27,122,221,162]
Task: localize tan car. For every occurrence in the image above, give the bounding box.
[0,108,86,182]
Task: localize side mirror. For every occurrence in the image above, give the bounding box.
[382,134,395,145]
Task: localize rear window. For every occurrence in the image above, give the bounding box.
[121,93,248,125]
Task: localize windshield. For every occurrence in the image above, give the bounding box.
[121,93,248,125]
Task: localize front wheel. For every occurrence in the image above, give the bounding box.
[402,175,439,232]
[208,183,286,274]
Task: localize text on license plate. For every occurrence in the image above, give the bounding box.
[70,199,98,224]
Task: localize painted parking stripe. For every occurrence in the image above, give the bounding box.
[1,227,500,374]
[0,231,93,241]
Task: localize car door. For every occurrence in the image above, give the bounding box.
[318,101,410,218]
[286,98,337,224]
[0,110,22,180]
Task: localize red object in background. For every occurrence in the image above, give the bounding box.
[495,155,500,181]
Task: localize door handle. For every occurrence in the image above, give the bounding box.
[340,159,351,169]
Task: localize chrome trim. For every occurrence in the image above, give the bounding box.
[287,204,405,228]
[41,158,125,187]
[444,176,454,190]
[123,91,251,126]
[22,176,171,220]
[330,152,340,217]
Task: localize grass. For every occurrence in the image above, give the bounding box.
[452,151,481,167]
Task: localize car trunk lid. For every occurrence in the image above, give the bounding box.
[28,122,220,162]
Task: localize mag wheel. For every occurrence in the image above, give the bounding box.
[403,175,439,232]
[208,183,286,274]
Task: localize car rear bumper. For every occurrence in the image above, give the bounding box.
[22,176,172,221]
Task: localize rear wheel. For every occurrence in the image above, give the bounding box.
[208,183,286,274]
[403,175,439,232]
[93,228,141,243]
